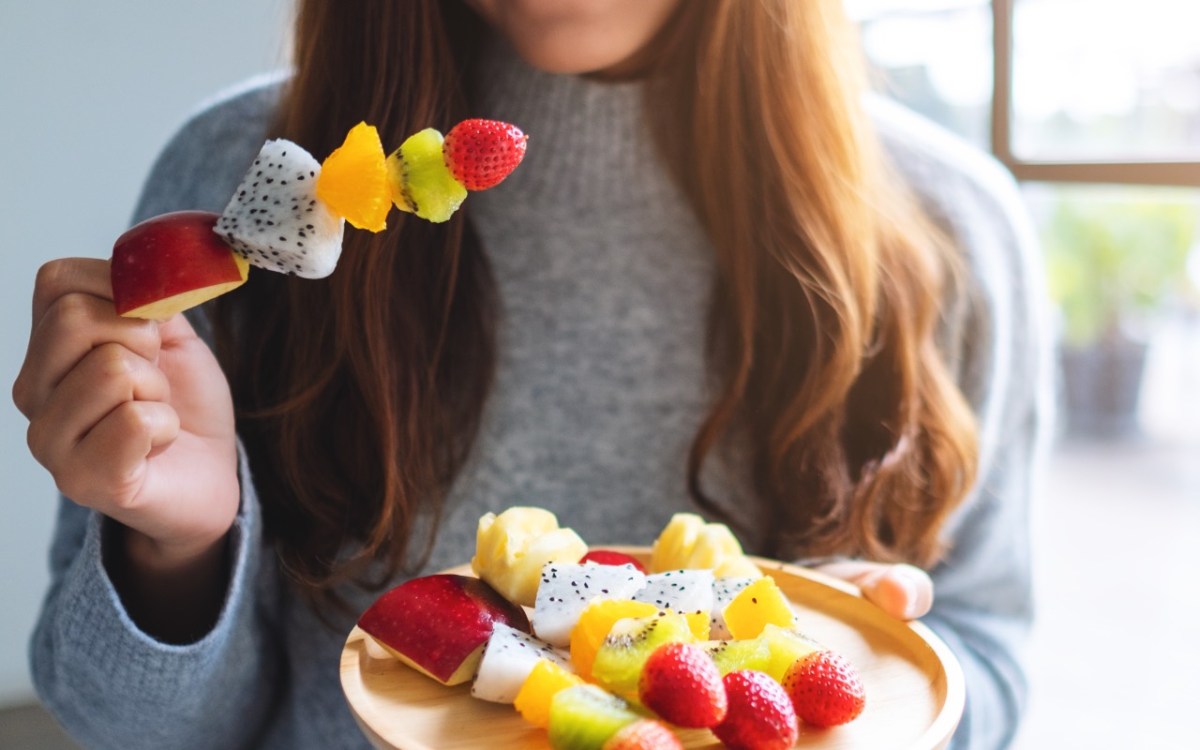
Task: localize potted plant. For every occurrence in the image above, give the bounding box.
[1043,191,1197,438]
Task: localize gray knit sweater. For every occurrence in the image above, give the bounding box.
[30,43,1051,750]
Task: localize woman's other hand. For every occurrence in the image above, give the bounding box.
[815,561,934,621]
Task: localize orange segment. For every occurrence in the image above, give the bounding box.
[723,577,796,640]
[683,610,711,641]
[514,659,584,729]
[570,600,659,680]
[315,122,390,232]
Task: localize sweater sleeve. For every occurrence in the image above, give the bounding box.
[28,79,289,750]
[29,446,285,750]
[884,107,1054,749]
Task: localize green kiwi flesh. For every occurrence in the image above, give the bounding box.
[547,684,639,750]
[590,611,692,699]
[760,623,823,681]
[701,637,772,676]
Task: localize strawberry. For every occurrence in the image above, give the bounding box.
[713,670,798,750]
[638,642,727,728]
[580,550,648,573]
[782,650,866,728]
[442,118,527,191]
[602,719,683,750]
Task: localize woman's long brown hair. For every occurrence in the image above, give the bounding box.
[216,0,978,606]
[650,1,977,563]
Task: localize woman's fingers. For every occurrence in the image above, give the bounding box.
[15,257,153,418]
[815,561,934,621]
[58,400,180,512]
[27,343,171,473]
[14,292,161,418]
[30,257,114,323]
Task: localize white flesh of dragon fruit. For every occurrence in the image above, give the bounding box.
[532,562,647,647]
[215,139,344,278]
[631,569,716,624]
[471,623,571,704]
[709,577,756,640]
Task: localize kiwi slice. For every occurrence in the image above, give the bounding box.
[590,612,693,699]
[386,128,467,223]
[760,623,824,681]
[701,637,772,676]
[547,684,639,750]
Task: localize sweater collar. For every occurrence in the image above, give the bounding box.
[467,36,679,223]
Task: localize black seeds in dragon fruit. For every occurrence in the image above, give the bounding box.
[216,139,344,279]
[532,563,647,648]
[631,569,715,623]
[471,624,571,704]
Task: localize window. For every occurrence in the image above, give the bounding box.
[855,0,1200,441]
[852,0,993,149]
[997,0,1200,185]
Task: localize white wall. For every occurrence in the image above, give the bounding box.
[0,0,288,706]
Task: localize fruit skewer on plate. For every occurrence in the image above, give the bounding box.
[110,119,527,320]
[355,508,869,750]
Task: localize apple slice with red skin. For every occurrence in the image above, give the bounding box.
[357,574,531,685]
[111,210,249,321]
[579,549,647,574]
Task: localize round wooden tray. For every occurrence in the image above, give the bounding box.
[341,549,964,749]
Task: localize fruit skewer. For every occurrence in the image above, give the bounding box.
[110,119,527,320]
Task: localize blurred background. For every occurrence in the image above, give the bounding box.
[1,1,1197,748]
[858,2,1199,747]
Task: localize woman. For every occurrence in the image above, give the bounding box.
[15,1,1049,748]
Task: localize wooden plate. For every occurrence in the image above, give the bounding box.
[341,549,964,750]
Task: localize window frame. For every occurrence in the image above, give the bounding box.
[990,0,1200,187]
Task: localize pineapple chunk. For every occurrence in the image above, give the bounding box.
[714,555,763,578]
[470,507,587,607]
[649,513,705,572]
[686,524,743,568]
[649,513,762,579]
